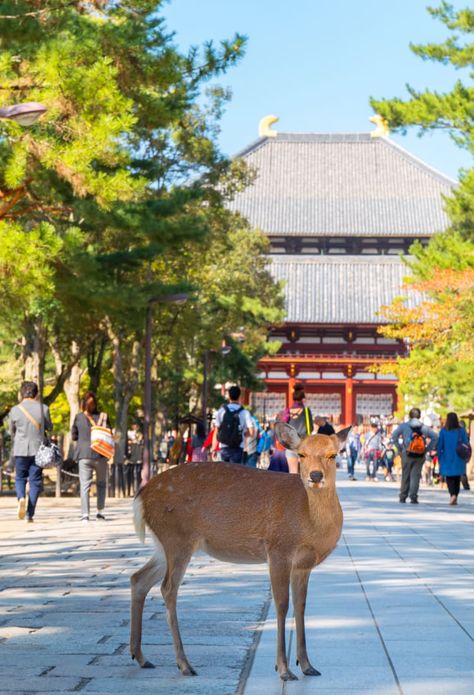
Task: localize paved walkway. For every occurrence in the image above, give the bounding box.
[1,472,473,695]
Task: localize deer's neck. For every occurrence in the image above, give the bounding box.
[306,485,343,536]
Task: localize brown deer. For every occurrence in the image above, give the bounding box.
[130,422,349,681]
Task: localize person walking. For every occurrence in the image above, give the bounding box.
[459,420,471,491]
[212,385,254,464]
[391,408,438,504]
[279,384,313,474]
[346,426,361,480]
[190,421,208,462]
[437,412,471,506]
[244,414,262,468]
[71,391,111,522]
[257,422,274,469]
[361,422,383,481]
[9,381,52,522]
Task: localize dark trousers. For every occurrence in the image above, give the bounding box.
[220,447,244,464]
[365,451,378,478]
[400,454,424,501]
[347,451,357,477]
[446,475,461,498]
[15,456,43,519]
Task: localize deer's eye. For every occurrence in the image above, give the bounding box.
[299,453,306,459]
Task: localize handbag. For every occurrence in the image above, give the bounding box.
[85,412,115,459]
[18,404,62,469]
[456,430,472,462]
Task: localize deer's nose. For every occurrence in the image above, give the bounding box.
[310,470,324,483]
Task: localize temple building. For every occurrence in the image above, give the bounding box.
[229,118,454,425]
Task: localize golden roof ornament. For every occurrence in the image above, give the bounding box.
[369,114,389,138]
[259,114,279,138]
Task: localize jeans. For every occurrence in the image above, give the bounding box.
[15,456,42,519]
[400,454,424,501]
[347,451,358,477]
[246,452,258,468]
[220,447,244,464]
[79,458,107,518]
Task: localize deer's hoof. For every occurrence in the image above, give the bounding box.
[179,663,198,676]
[302,665,321,676]
[280,669,298,681]
[142,661,155,669]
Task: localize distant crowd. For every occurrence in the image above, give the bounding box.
[4,380,472,524]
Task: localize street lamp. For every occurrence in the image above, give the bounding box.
[0,102,47,126]
[141,292,188,486]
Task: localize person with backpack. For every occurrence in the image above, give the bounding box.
[212,385,255,464]
[278,384,313,474]
[390,408,438,504]
[437,412,471,506]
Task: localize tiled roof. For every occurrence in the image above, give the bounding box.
[269,255,418,324]
[229,133,454,237]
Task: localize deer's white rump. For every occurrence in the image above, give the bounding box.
[129,424,349,681]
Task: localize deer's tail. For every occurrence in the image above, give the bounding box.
[133,493,146,544]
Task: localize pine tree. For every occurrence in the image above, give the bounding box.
[370,2,474,239]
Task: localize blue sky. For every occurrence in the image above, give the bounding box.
[163,0,472,180]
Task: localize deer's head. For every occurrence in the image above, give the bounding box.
[274,423,351,488]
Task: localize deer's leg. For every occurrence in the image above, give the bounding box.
[161,547,196,676]
[291,568,321,676]
[130,551,167,668]
[269,556,298,681]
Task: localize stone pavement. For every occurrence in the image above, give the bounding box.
[1,472,474,695]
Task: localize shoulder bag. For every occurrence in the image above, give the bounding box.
[18,404,62,469]
[456,429,472,462]
[85,412,115,459]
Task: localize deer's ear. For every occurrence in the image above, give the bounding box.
[274,422,302,450]
[333,426,352,451]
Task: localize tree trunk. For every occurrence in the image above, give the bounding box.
[87,336,107,392]
[62,343,85,457]
[108,323,140,466]
[21,317,47,396]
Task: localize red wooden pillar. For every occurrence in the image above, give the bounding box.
[344,365,354,426]
[287,363,297,406]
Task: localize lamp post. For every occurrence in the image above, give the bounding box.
[0,101,47,126]
[141,292,188,486]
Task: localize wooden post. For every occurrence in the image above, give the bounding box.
[344,365,354,426]
[288,372,296,406]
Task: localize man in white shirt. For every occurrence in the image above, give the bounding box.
[212,386,255,464]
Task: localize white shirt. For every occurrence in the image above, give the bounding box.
[215,402,254,448]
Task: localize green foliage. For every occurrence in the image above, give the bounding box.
[0,2,283,436]
[370,2,474,240]
[371,3,474,414]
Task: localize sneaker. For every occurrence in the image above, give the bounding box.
[96,512,106,520]
[410,498,419,504]
[399,498,406,503]
[81,516,89,523]
[26,516,34,523]
[17,497,26,520]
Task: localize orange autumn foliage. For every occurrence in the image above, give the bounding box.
[379,267,474,361]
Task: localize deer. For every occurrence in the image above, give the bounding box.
[130,422,350,681]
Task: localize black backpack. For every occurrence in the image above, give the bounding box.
[289,407,311,439]
[218,405,244,448]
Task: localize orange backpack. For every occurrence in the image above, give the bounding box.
[406,429,426,457]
